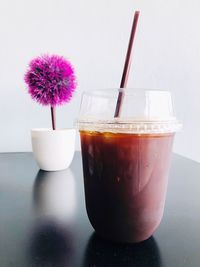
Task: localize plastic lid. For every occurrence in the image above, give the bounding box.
[78,88,182,134]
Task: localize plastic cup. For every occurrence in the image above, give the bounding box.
[78,88,181,243]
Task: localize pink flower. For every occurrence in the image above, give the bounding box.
[24,54,76,106]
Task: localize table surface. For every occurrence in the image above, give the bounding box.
[0,152,200,267]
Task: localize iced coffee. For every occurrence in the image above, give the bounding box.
[78,89,181,243]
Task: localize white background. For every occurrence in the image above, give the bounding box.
[0,0,199,162]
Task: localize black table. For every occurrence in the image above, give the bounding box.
[0,152,199,267]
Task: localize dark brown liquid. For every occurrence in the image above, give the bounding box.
[80,130,174,243]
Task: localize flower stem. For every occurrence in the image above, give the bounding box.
[51,106,56,130]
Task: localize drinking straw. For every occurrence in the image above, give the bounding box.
[114,11,140,118]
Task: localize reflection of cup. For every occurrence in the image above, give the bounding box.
[33,169,76,222]
[29,220,74,267]
[78,89,181,243]
[83,233,162,267]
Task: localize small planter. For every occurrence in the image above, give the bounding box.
[31,128,76,171]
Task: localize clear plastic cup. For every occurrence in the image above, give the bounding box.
[78,88,181,243]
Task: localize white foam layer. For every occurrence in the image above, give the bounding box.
[78,119,182,134]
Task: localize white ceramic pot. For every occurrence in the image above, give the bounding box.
[31,128,76,171]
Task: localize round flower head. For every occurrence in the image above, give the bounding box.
[24,54,76,106]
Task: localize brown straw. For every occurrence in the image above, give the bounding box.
[114,11,140,117]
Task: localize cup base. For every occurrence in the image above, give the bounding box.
[94,231,152,244]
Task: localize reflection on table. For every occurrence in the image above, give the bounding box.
[33,168,76,222]
[84,233,162,267]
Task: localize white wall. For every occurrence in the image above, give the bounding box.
[0,0,199,162]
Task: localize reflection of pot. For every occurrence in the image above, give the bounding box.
[31,128,76,171]
[33,168,76,222]
[83,233,162,267]
[29,220,74,267]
